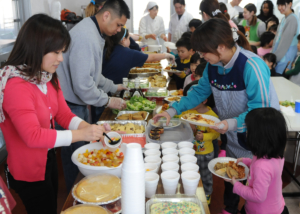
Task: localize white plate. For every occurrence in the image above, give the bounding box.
[181,114,220,128]
[164,42,176,49]
[208,157,249,181]
[169,90,183,97]
[149,119,181,130]
[163,69,182,73]
[164,96,181,103]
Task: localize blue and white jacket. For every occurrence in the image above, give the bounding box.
[168,46,280,158]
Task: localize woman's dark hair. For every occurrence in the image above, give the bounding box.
[86,0,106,17]
[150,5,158,10]
[238,25,246,35]
[245,3,258,26]
[173,0,185,6]
[260,31,275,47]
[105,27,129,60]
[266,16,279,28]
[195,61,207,77]
[176,38,192,50]
[189,19,202,29]
[219,2,230,20]
[2,14,70,91]
[268,24,278,32]
[200,0,228,22]
[277,0,293,5]
[297,34,300,40]
[191,19,251,56]
[245,108,287,159]
[190,53,201,64]
[263,53,277,68]
[259,0,274,18]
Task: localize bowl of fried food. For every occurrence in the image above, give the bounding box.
[116,111,149,121]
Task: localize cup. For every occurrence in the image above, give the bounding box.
[162,148,179,156]
[145,172,159,198]
[296,100,300,113]
[144,156,162,167]
[145,163,159,173]
[161,171,180,194]
[179,148,195,157]
[162,154,179,164]
[104,132,122,148]
[161,142,177,150]
[123,143,143,162]
[161,162,179,172]
[178,141,194,149]
[181,162,199,173]
[145,143,160,150]
[144,149,161,157]
[180,155,197,164]
[181,171,201,195]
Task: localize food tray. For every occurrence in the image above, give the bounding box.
[146,120,194,144]
[128,68,160,78]
[149,118,181,130]
[128,78,150,89]
[146,194,205,214]
[97,120,147,136]
[144,88,169,101]
[115,111,149,121]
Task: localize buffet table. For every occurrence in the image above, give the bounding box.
[61,79,210,213]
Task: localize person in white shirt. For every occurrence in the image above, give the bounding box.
[227,0,243,19]
[139,1,167,46]
[168,0,193,43]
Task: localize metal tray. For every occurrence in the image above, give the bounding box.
[146,120,194,144]
[146,194,205,214]
[97,120,147,136]
[128,68,161,78]
[115,111,150,121]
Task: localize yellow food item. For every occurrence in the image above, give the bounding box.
[61,205,111,214]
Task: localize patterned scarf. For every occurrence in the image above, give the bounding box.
[0,65,52,123]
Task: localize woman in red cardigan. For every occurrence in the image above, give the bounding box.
[0,14,106,214]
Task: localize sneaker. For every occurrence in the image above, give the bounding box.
[206,195,211,205]
[218,150,226,157]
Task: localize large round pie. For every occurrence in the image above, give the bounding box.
[74,174,121,203]
[61,204,112,214]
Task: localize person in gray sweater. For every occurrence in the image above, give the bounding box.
[56,0,130,192]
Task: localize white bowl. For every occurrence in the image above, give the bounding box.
[179,148,195,157]
[145,163,159,173]
[145,143,160,150]
[178,141,194,149]
[71,142,126,177]
[162,154,179,164]
[180,155,197,164]
[161,142,177,150]
[164,42,176,49]
[162,148,179,156]
[104,132,122,148]
[144,149,161,157]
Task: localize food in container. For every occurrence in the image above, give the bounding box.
[61,204,113,214]
[97,121,147,135]
[116,111,149,121]
[129,68,159,74]
[72,174,121,205]
[148,75,167,88]
[150,201,201,213]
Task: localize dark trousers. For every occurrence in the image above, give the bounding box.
[224,181,240,214]
[56,103,89,192]
[91,105,105,124]
[241,205,289,214]
[5,149,58,214]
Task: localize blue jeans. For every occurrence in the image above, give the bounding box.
[55,102,88,192]
[91,106,105,124]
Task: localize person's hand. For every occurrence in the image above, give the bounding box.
[190,124,197,134]
[153,111,171,125]
[146,34,156,40]
[211,120,229,134]
[165,53,175,65]
[107,97,127,110]
[116,84,128,92]
[236,158,243,164]
[224,177,238,185]
[81,124,105,143]
[285,68,289,73]
[162,35,167,41]
[166,47,171,53]
[195,131,203,141]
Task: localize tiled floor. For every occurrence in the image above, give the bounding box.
[1,145,300,214]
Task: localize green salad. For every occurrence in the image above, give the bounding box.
[279,100,295,108]
[112,96,157,114]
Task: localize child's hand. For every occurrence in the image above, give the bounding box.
[196,131,203,141]
[224,177,238,185]
[166,47,171,53]
[236,158,243,164]
[211,120,228,134]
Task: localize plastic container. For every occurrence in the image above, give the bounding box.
[115,111,150,121]
[104,132,122,148]
[146,194,205,214]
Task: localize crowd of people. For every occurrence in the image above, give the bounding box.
[0,0,298,214]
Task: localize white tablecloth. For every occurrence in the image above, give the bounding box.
[271,77,300,132]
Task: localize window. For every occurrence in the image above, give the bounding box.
[132,0,171,34]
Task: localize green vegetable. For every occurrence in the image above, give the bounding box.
[280,100,295,108]
[112,96,157,113]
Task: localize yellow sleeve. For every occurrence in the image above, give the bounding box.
[178,71,186,79]
[202,128,220,141]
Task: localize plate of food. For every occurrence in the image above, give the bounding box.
[144,61,161,65]
[181,113,220,127]
[164,96,181,103]
[163,66,182,73]
[156,104,169,114]
[150,118,181,130]
[169,90,183,97]
[208,157,249,181]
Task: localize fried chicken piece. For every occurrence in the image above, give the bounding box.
[226,167,239,178]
